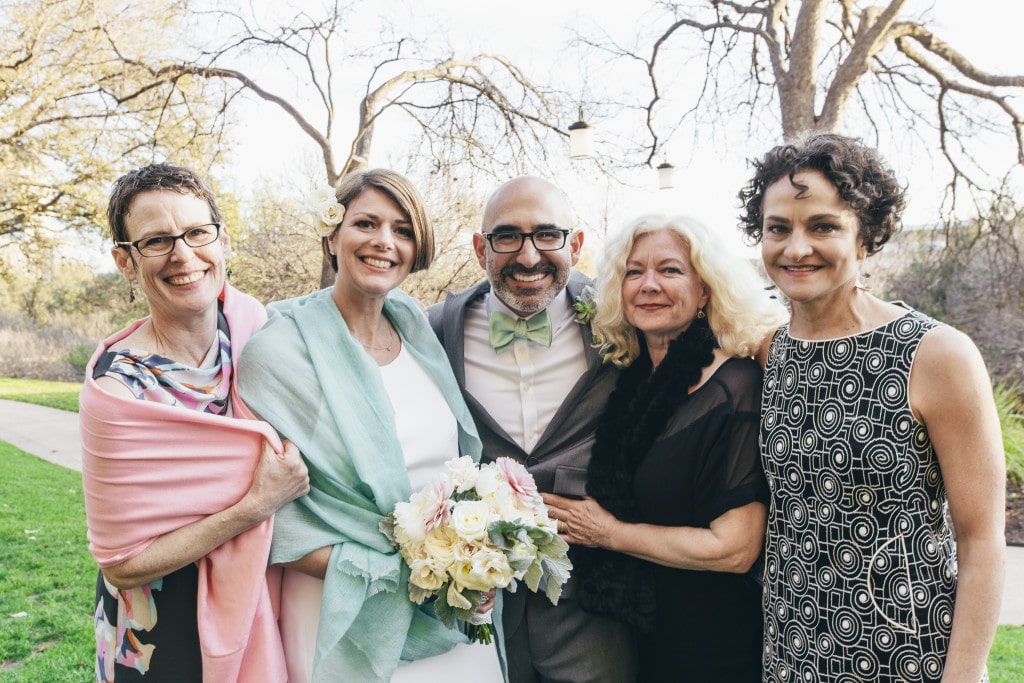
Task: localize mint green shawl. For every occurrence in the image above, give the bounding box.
[237,287,486,682]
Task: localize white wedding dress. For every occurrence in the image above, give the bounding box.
[278,346,504,682]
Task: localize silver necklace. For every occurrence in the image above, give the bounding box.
[357,325,396,352]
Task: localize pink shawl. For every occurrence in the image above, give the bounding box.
[80,284,286,683]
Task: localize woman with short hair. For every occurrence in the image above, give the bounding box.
[739,133,1005,682]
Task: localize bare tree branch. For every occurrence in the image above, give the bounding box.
[586,0,1024,204]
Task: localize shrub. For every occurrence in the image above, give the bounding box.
[994,382,1024,483]
[0,311,113,382]
[65,342,95,373]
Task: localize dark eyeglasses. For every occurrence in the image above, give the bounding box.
[482,228,571,254]
[115,223,221,257]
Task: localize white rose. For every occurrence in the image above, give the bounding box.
[318,201,345,227]
[490,487,535,525]
[422,526,456,567]
[408,557,446,592]
[452,545,513,591]
[451,500,492,542]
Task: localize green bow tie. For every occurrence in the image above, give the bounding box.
[489,310,552,353]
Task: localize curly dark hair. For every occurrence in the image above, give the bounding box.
[737,133,906,255]
[107,163,221,245]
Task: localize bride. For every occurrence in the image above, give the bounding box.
[238,169,505,682]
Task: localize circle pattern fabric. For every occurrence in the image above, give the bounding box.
[761,309,958,682]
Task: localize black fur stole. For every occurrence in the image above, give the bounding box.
[577,316,717,632]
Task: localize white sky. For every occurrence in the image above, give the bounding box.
[220,0,1024,260]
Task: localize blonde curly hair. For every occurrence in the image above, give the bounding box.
[592,214,787,367]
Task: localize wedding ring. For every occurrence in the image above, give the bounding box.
[558,520,566,534]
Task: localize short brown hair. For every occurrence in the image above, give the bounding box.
[107,163,221,244]
[322,169,434,273]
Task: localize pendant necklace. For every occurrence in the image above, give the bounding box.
[357,324,396,352]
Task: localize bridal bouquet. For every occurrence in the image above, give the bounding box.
[380,456,572,643]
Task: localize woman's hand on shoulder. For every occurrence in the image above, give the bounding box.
[242,439,310,522]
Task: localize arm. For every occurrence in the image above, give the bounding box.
[911,326,1005,683]
[542,493,766,573]
[277,546,332,580]
[102,439,309,589]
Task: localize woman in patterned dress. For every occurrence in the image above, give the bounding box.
[738,134,1005,682]
[82,163,309,681]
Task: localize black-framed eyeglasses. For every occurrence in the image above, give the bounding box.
[482,228,571,254]
[115,223,221,257]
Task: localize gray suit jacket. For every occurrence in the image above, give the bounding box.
[429,272,637,681]
[426,271,617,499]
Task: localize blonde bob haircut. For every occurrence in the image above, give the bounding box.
[321,168,435,273]
[592,214,788,368]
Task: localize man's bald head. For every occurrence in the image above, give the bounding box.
[473,176,583,317]
[481,176,575,233]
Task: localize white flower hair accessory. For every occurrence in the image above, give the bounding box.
[306,185,345,237]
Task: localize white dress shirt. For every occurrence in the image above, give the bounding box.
[464,290,588,453]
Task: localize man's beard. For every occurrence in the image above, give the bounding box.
[490,261,569,316]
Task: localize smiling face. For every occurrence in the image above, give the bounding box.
[621,229,708,346]
[760,169,866,310]
[111,190,229,324]
[328,187,415,306]
[474,177,582,317]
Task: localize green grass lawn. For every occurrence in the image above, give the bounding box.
[0,382,1021,679]
[989,625,1024,682]
[0,442,93,681]
[0,379,81,413]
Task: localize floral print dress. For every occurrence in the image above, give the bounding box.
[92,326,231,682]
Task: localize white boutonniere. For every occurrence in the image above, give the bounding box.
[305,186,345,236]
[572,285,597,325]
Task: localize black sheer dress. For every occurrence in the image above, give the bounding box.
[631,358,767,682]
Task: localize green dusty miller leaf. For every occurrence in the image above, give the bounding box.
[433,582,456,628]
[541,551,573,605]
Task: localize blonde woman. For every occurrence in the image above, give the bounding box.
[543,215,786,681]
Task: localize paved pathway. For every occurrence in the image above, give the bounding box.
[1,396,1021,625]
[1,398,82,471]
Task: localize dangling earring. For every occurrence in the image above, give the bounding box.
[128,281,138,303]
[696,307,706,319]
[226,267,234,281]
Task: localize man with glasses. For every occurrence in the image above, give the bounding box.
[428,176,636,682]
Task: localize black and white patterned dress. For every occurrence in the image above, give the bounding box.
[761,309,959,683]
